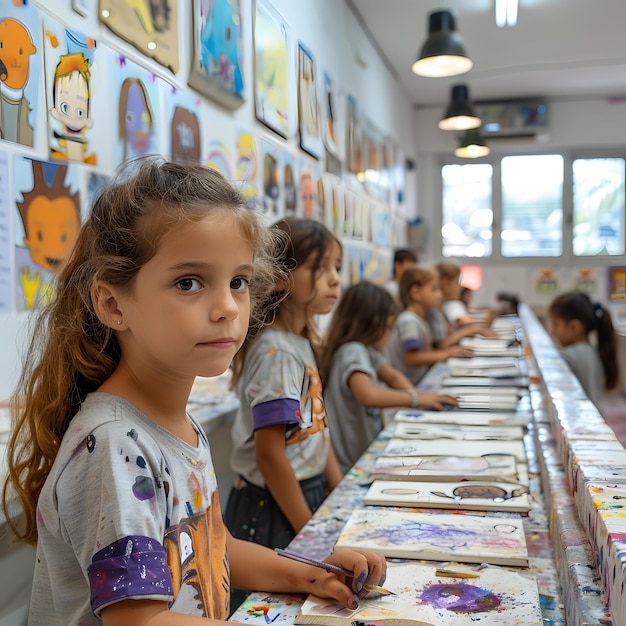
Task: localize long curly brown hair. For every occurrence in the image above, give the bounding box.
[2,157,287,544]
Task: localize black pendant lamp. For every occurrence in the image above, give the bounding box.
[412,10,473,78]
[438,84,481,131]
[455,129,490,158]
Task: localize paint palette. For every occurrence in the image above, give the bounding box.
[296,560,541,625]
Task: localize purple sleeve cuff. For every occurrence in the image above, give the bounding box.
[252,398,301,431]
[88,535,173,614]
[402,338,422,351]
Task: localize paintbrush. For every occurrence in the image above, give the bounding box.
[274,548,396,596]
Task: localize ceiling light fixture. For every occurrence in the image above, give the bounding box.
[412,10,473,78]
[439,84,481,131]
[455,129,490,158]
[495,0,518,28]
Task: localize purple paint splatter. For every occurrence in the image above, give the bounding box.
[132,475,155,501]
[420,583,502,613]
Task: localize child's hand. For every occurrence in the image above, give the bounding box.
[416,391,459,410]
[314,549,387,608]
[446,345,474,359]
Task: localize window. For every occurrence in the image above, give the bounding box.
[442,163,493,257]
[440,154,626,260]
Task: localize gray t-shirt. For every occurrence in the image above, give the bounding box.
[230,328,330,487]
[30,393,229,625]
[561,341,605,413]
[324,342,386,474]
[385,310,431,385]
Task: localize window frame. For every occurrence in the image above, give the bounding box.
[437,148,626,268]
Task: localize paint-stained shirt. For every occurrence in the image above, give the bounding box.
[230,328,330,487]
[30,393,229,625]
[385,310,431,385]
[324,341,386,474]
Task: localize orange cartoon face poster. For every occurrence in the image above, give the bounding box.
[13,156,81,310]
[43,17,106,166]
[0,3,42,148]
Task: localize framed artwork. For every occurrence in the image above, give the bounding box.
[253,0,289,138]
[99,0,179,73]
[297,42,322,159]
[188,0,244,109]
[608,266,626,301]
[0,1,42,148]
[321,72,339,158]
[259,138,280,217]
[345,94,364,178]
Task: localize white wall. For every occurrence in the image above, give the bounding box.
[413,98,626,322]
[0,0,416,400]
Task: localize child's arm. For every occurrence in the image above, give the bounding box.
[255,424,313,534]
[436,322,499,347]
[324,444,343,489]
[228,537,387,608]
[404,344,474,367]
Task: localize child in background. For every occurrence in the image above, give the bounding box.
[2,160,384,625]
[225,217,344,550]
[548,291,618,414]
[320,281,459,474]
[437,262,497,329]
[383,248,418,304]
[386,266,474,385]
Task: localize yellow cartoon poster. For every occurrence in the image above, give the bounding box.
[253,0,289,138]
[0,3,41,148]
[13,156,81,310]
[43,17,103,165]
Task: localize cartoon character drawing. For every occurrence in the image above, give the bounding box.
[262,152,278,215]
[300,168,315,219]
[0,17,37,146]
[16,160,81,309]
[170,106,201,164]
[118,77,154,162]
[199,0,243,98]
[235,132,257,207]
[50,52,96,164]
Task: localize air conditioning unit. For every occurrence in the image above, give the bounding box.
[473,98,548,138]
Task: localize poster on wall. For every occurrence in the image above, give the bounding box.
[163,85,202,164]
[321,72,340,159]
[253,0,289,138]
[188,0,244,109]
[43,18,103,165]
[346,94,364,179]
[13,156,81,310]
[233,130,259,209]
[297,42,322,159]
[278,149,297,216]
[98,0,179,73]
[608,267,626,301]
[0,152,11,312]
[572,268,597,294]
[259,138,280,218]
[0,2,42,149]
[534,268,560,296]
[106,51,162,166]
[298,156,323,222]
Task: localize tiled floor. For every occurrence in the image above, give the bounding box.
[604,393,626,447]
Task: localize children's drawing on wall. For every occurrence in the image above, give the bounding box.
[234,131,258,209]
[0,152,11,312]
[278,150,297,216]
[189,0,244,108]
[573,267,597,294]
[608,266,626,301]
[535,268,560,296]
[346,95,364,181]
[298,156,323,222]
[322,72,339,158]
[14,157,81,310]
[364,120,384,200]
[205,140,233,179]
[253,0,289,138]
[260,139,279,217]
[99,0,179,72]
[297,42,322,159]
[85,170,110,209]
[0,3,41,148]
[164,87,202,164]
[110,54,160,164]
[44,20,99,165]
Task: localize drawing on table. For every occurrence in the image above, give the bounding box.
[382,438,528,462]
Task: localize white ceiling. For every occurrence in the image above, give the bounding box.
[348,0,626,110]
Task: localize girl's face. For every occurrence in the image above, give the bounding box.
[372,315,396,351]
[418,278,443,309]
[549,313,579,347]
[440,276,461,300]
[113,212,253,381]
[290,239,342,315]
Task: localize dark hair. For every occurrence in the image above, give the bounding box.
[392,248,418,277]
[319,281,400,385]
[399,266,436,309]
[4,156,286,544]
[549,291,618,389]
[231,217,340,384]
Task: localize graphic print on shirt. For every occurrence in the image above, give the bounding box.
[286,363,329,446]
